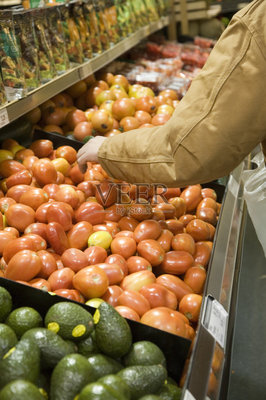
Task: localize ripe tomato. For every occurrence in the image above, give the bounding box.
[153,203,176,220]
[117,289,150,317]
[137,239,164,266]
[48,267,75,291]
[25,223,48,241]
[7,185,32,203]
[128,200,153,222]
[127,256,152,274]
[196,207,217,226]
[184,266,206,294]
[157,229,173,252]
[55,146,77,164]
[115,306,140,322]
[46,202,73,231]
[54,186,79,209]
[23,156,39,171]
[115,231,134,239]
[201,188,217,201]
[0,197,16,213]
[101,285,123,307]
[111,236,137,259]
[32,159,57,186]
[29,278,51,292]
[168,197,186,218]
[156,274,193,302]
[186,219,211,242]
[118,216,139,231]
[179,293,203,322]
[54,289,84,302]
[194,241,212,267]
[133,220,162,243]
[5,203,35,232]
[179,214,196,227]
[35,202,53,223]
[37,250,57,279]
[95,263,124,285]
[171,233,196,255]
[6,170,32,189]
[120,270,156,292]
[73,265,109,299]
[0,160,26,178]
[140,307,187,337]
[23,233,47,252]
[15,149,34,162]
[4,227,19,237]
[180,186,203,212]
[3,236,34,263]
[0,231,16,256]
[30,140,53,158]
[67,221,93,250]
[46,222,69,255]
[61,248,88,272]
[69,164,84,185]
[165,219,184,235]
[84,246,107,265]
[161,251,194,275]
[75,201,105,225]
[105,254,128,276]
[20,188,48,210]
[139,283,178,310]
[5,250,42,281]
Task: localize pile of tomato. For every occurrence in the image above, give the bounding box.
[0,130,220,348]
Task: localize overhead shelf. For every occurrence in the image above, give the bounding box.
[0,16,169,129]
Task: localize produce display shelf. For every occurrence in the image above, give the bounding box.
[0,16,169,130]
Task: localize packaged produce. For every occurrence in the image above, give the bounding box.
[93,0,110,51]
[82,0,102,55]
[144,0,159,22]
[61,3,84,65]
[13,9,40,91]
[0,10,27,101]
[105,0,120,45]
[72,1,93,60]
[115,0,127,38]
[32,8,55,83]
[46,5,69,74]
[0,71,7,107]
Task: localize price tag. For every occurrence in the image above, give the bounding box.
[183,389,197,400]
[0,108,9,128]
[203,296,228,349]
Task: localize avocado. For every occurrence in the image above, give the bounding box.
[158,383,182,400]
[0,379,45,400]
[0,338,40,389]
[36,373,50,399]
[5,307,43,339]
[0,324,17,359]
[98,374,131,400]
[123,341,166,368]
[44,302,94,342]
[78,331,99,357]
[138,396,162,400]
[22,328,75,369]
[95,302,132,358]
[50,353,96,400]
[117,365,167,400]
[87,354,123,379]
[79,382,122,400]
[65,340,78,353]
[0,287,12,322]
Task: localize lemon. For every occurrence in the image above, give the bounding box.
[11,145,25,155]
[88,231,112,249]
[85,298,105,308]
[0,150,13,163]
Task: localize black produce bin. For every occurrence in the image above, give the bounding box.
[0,277,191,381]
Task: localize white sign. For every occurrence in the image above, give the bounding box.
[0,108,9,128]
[183,389,197,400]
[204,297,228,349]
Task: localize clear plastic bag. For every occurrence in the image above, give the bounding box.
[242,151,266,257]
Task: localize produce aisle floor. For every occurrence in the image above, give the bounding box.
[227,213,266,400]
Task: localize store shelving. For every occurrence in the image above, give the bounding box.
[0,16,169,130]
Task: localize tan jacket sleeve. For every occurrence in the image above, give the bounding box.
[98,0,266,187]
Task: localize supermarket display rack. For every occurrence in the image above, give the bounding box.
[0,16,169,130]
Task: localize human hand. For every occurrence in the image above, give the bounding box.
[77,136,107,173]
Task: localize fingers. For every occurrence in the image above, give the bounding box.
[77,136,107,173]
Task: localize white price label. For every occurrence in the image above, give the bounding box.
[183,389,197,400]
[203,297,228,349]
[0,108,9,128]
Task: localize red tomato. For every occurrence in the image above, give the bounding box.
[46,222,69,255]
[0,197,16,213]
[94,181,118,208]
[0,160,26,178]
[139,283,178,310]
[6,185,30,202]
[201,188,217,201]
[137,239,164,266]
[30,139,53,158]
[186,219,211,242]
[153,203,176,220]
[5,203,35,232]
[5,250,42,281]
[133,220,162,243]
[55,146,77,164]
[3,236,34,264]
[67,221,93,250]
[118,216,139,231]
[61,248,88,272]
[157,229,173,252]
[127,256,152,274]
[35,202,53,223]
[19,188,48,211]
[37,250,57,279]
[184,266,206,294]
[180,186,203,212]
[29,278,51,292]
[23,233,46,252]
[206,223,216,240]
[84,246,107,265]
[105,254,128,276]
[179,214,196,227]
[23,156,39,171]
[0,231,16,256]
[140,307,187,337]
[165,219,184,235]
[54,185,79,209]
[117,289,150,317]
[105,204,126,222]
[161,251,194,275]
[115,231,134,239]
[72,265,109,299]
[15,149,34,162]
[171,233,196,255]
[24,223,48,241]
[127,199,153,222]
[179,294,203,323]
[77,181,95,198]
[101,285,123,307]
[32,159,58,186]
[194,241,212,267]
[115,306,140,322]
[120,270,156,292]
[75,202,105,225]
[156,274,193,302]
[168,197,186,218]
[46,202,73,231]
[48,267,75,291]
[111,236,137,260]
[95,263,124,285]
[6,170,32,189]
[69,164,84,185]
[197,197,218,213]
[4,227,19,237]
[196,207,217,226]
[54,289,84,302]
